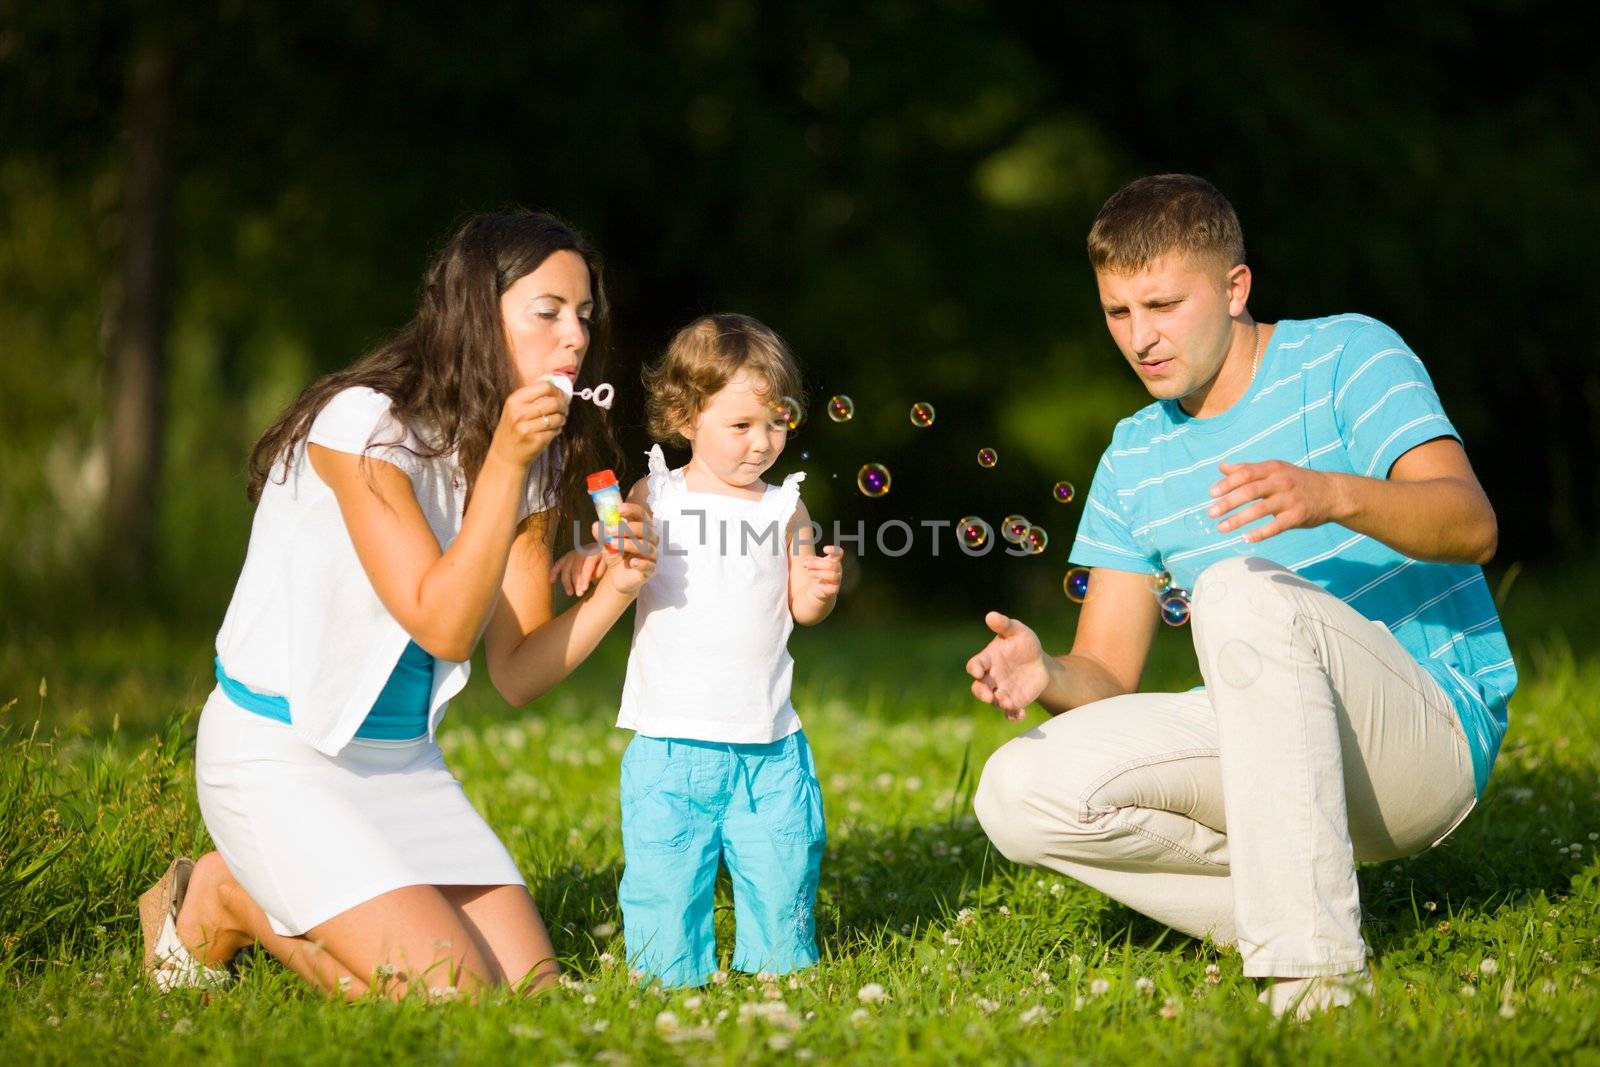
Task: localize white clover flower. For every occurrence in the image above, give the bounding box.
[582,993,597,1005]
[1460,985,1477,998]
[683,995,703,1012]
[1135,977,1155,997]
[1089,978,1110,997]
[712,969,729,984]
[1049,882,1065,897]
[1480,958,1499,976]
[858,982,887,1004]
[764,984,783,1000]
[1160,997,1180,1019]
[850,1008,871,1027]
[998,905,1011,917]
[975,997,1000,1015]
[757,970,779,983]
[591,922,617,938]
[655,1011,680,1034]
[598,952,616,966]
[1019,1005,1048,1026]
[768,1035,794,1051]
[1424,901,1438,912]
[1204,963,1221,985]
[956,907,976,926]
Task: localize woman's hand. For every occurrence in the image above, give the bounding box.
[489,381,570,469]
[597,503,659,596]
[549,545,608,597]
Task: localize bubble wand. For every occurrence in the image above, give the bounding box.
[543,374,614,410]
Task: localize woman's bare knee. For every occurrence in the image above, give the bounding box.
[440,884,560,993]
[308,886,502,1001]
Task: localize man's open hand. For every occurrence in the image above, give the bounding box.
[965,612,1051,721]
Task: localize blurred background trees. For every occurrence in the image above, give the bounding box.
[2,0,1593,634]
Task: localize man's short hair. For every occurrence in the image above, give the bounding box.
[1087,174,1245,275]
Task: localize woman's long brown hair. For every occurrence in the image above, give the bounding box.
[246,211,621,550]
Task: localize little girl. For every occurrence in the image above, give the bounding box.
[569,313,843,987]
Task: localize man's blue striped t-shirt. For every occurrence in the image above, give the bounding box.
[1068,314,1514,796]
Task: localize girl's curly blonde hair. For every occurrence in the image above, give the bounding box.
[643,313,804,446]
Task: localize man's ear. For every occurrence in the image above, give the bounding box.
[1225,263,1252,319]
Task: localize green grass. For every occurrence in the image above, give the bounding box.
[3,572,1599,1064]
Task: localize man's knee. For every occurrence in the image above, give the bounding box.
[1191,555,1307,640]
[1193,555,1281,607]
[973,741,1051,867]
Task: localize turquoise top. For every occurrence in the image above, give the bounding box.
[214,640,435,741]
[1069,314,1515,796]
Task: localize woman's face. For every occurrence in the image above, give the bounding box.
[500,249,594,391]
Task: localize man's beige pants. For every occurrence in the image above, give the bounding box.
[974,556,1478,978]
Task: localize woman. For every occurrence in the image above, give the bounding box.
[138,212,657,999]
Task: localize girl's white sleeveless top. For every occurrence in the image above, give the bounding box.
[616,445,806,743]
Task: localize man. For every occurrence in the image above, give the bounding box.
[967,174,1514,1019]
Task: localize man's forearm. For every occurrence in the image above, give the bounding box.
[1330,472,1497,565]
[1038,652,1130,716]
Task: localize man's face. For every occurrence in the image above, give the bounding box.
[1095,252,1245,407]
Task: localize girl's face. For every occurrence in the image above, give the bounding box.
[500,249,594,391]
[683,373,788,490]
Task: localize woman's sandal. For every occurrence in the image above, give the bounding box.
[138,857,232,991]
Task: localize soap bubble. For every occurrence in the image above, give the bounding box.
[1025,526,1049,554]
[1001,515,1030,544]
[957,516,990,550]
[1159,589,1192,627]
[1063,567,1091,603]
[1052,481,1076,504]
[909,402,936,428]
[771,396,804,430]
[976,447,998,468]
[856,463,891,498]
[1147,570,1172,595]
[828,395,855,422]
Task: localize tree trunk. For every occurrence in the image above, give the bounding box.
[102,34,175,588]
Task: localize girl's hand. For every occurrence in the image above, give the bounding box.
[965,612,1050,722]
[490,381,570,469]
[805,545,844,602]
[549,545,607,597]
[597,503,659,596]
